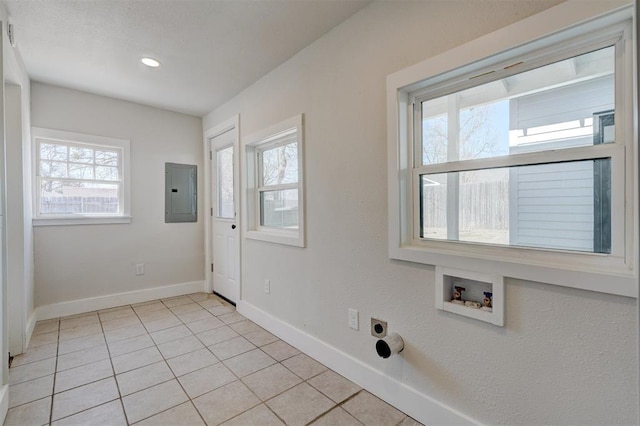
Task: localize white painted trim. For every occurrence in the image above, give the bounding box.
[24,310,36,351]
[0,385,8,425]
[237,300,477,426]
[36,281,204,320]
[203,115,241,296]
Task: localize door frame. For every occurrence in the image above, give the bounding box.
[203,115,241,300]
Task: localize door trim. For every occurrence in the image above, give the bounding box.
[203,115,241,298]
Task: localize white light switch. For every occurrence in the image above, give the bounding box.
[348,308,359,330]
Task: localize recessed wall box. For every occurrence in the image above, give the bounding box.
[165,163,197,223]
[435,266,504,326]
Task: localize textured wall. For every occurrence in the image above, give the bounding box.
[31,83,204,306]
[203,1,638,424]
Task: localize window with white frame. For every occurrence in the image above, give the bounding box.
[387,4,636,297]
[32,127,131,225]
[245,114,305,247]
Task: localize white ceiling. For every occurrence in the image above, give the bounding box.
[3,0,371,116]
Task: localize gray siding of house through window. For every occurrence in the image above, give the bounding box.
[508,76,613,252]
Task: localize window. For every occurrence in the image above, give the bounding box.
[387,3,636,297]
[245,114,305,247]
[32,127,131,225]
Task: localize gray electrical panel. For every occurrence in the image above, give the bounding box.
[165,163,197,223]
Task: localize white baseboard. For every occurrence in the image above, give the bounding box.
[24,310,37,350]
[237,300,477,426]
[36,281,205,321]
[0,384,8,425]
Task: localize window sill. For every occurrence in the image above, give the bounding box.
[246,229,304,247]
[33,216,132,227]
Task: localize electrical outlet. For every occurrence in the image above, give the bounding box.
[348,308,359,330]
[371,318,387,338]
[264,279,270,294]
[135,263,145,275]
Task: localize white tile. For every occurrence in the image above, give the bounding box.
[137,308,174,323]
[261,340,300,362]
[177,309,214,324]
[243,329,278,347]
[162,296,193,308]
[178,362,237,398]
[196,325,239,346]
[122,379,188,424]
[157,335,205,359]
[186,316,224,334]
[99,306,136,322]
[52,399,127,426]
[167,348,218,377]
[208,336,255,360]
[150,324,192,345]
[4,396,51,426]
[57,344,109,372]
[59,314,99,331]
[59,323,103,341]
[9,357,56,385]
[193,380,260,425]
[223,348,275,378]
[100,315,141,332]
[241,363,302,400]
[198,298,223,309]
[11,342,57,367]
[51,377,119,421]
[55,359,113,393]
[207,305,235,316]
[29,330,59,348]
[104,323,147,343]
[170,302,202,315]
[221,404,284,426]
[217,311,246,325]
[309,407,362,426]
[135,401,204,426]
[307,370,361,403]
[32,320,59,336]
[116,361,174,396]
[9,375,54,408]
[188,293,210,302]
[266,382,335,426]
[143,315,182,333]
[342,390,406,426]
[57,333,105,356]
[107,333,155,357]
[282,353,327,380]
[229,320,261,335]
[112,346,163,374]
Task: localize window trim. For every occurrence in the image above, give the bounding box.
[244,114,305,247]
[387,1,637,297]
[32,127,132,226]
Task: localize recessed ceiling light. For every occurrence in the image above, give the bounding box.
[141,57,160,68]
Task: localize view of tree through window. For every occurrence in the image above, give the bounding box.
[38,140,122,215]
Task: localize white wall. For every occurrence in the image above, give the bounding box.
[203,1,638,424]
[31,83,204,309]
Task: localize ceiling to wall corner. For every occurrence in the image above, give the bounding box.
[3,0,371,116]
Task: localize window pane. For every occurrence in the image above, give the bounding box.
[420,159,610,253]
[95,166,119,181]
[40,179,119,215]
[421,47,615,165]
[40,161,67,178]
[68,163,94,179]
[260,189,298,228]
[69,146,94,163]
[216,146,234,219]
[95,150,119,166]
[40,142,67,161]
[262,142,298,186]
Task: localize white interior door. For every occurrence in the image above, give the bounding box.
[210,129,240,302]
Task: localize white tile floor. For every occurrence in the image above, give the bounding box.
[5,293,422,425]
